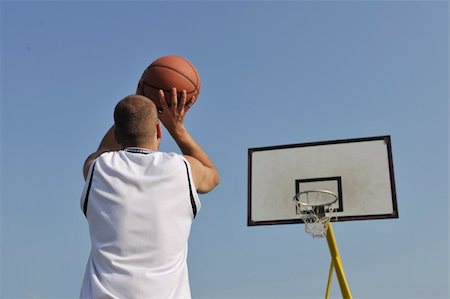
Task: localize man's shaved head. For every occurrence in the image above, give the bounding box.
[114,95,158,147]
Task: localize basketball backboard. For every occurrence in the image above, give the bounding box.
[248,136,398,226]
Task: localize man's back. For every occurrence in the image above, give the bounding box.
[80,149,200,299]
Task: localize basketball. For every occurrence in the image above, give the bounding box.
[138,55,201,109]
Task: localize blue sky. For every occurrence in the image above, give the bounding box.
[1,1,448,298]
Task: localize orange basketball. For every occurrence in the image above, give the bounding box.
[138,55,201,109]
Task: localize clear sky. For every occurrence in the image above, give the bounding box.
[1,1,448,299]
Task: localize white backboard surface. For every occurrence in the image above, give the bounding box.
[248,136,398,226]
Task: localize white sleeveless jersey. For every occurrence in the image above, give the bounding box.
[80,150,200,299]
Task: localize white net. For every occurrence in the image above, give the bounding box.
[293,190,338,238]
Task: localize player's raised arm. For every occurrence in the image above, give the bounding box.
[158,88,220,194]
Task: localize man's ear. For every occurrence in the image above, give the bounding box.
[156,122,162,140]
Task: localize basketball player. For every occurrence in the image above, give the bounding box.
[80,88,220,298]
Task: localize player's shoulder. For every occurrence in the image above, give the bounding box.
[148,152,190,176]
[154,151,186,164]
[95,150,119,162]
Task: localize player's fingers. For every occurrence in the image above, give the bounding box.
[158,89,168,110]
[177,90,187,114]
[185,94,197,112]
[170,87,178,110]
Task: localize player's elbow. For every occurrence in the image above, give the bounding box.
[198,170,220,194]
[211,171,221,189]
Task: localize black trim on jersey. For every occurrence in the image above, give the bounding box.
[183,161,197,218]
[125,147,153,154]
[83,161,97,217]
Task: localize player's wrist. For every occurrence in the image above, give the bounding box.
[168,123,188,139]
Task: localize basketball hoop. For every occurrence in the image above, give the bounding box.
[293,190,338,238]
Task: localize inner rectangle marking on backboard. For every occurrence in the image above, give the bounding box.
[295,177,343,213]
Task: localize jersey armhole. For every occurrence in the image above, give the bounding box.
[80,161,97,217]
[181,157,201,218]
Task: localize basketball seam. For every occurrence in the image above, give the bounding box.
[182,59,200,89]
[149,64,199,93]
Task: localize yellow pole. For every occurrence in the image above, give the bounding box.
[325,259,334,299]
[326,224,352,299]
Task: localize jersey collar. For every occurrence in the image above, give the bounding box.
[125,147,154,155]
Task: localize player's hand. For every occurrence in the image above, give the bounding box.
[157,87,187,133]
[185,94,197,113]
